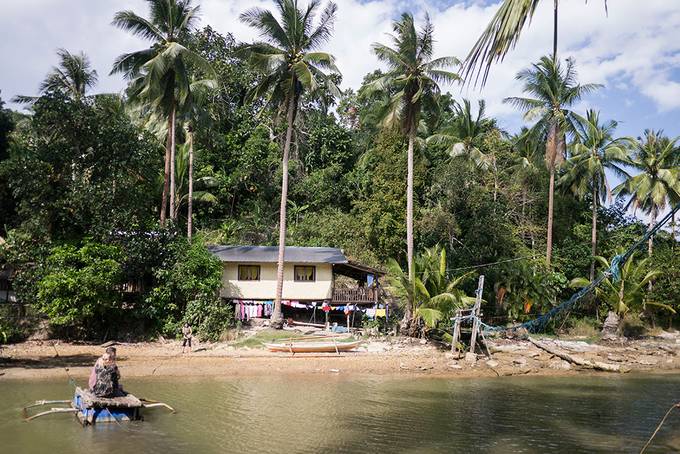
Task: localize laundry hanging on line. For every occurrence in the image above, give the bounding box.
[234,300,273,321]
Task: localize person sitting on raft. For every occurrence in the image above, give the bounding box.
[88,346,125,398]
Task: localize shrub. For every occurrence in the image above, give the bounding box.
[146,237,228,340]
[35,241,123,335]
[184,297,235,342]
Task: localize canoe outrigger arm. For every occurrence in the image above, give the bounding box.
[22,400,72,420]
[22,388,176,424]
[24,407,78,422]
[23,400,72,409]
[141,402,176,413]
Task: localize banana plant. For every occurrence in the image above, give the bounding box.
[386,246,476,329]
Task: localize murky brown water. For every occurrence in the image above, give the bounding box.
[1,374,679,453]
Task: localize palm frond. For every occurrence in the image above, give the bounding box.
[462,0,541,86]
[112,10,165,42]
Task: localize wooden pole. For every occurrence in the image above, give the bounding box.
[451,314,461,354]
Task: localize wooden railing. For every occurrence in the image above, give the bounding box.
[332,287,377,303]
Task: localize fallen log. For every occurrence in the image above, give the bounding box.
[528,337,624,373]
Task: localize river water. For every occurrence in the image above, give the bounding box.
[1,374,679,453]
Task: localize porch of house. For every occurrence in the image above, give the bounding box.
[330,262,383,305]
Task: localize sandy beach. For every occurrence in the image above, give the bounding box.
[3,331,680,382]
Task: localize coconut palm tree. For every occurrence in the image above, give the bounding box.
[111,0,214,226]
[173,138,218,218]
[427,99,494,165]
[240,0,341,328]
[14,49,98,103]
[462,0,608,85]
[180,77,217,241]
[614,130,680,257]
[364,13,461,312]
[559,110,628,280]
[504,56,601,267]
[427,99,500,200]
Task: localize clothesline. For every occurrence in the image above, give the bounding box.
[230,299,388,321]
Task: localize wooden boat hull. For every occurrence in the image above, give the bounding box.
[265,340,362,353]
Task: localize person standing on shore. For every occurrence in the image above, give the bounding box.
[181,323,193,354]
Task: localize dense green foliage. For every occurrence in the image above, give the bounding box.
[1,0,678,342]
[36,242,124,332]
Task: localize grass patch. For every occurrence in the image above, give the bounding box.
[230,329,356,349]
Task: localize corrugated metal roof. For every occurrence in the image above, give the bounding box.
[208,245,348,264]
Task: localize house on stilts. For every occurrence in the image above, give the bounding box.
[208,245,387,328]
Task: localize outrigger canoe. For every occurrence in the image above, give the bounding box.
[264,340,363,353]
[23,387,174,425]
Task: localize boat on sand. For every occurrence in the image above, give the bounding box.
[265,338,362,353]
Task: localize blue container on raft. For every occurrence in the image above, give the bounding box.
[73,387,142,425]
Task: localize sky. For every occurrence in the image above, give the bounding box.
[2,0,680,140]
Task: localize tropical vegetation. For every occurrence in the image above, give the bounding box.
[0,0,678,343]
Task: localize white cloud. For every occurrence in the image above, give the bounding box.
[1,0,679,123]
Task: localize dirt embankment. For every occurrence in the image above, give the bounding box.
[2,332,680,381]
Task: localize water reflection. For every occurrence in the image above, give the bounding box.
[1,375,679,453]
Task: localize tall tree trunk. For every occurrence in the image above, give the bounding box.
[406,125,415,281]
[522,186,536,255]
[590,184,599,322]
[187,127,194,242]
[400,123,415,332]
[672,212,676,250]
[169,105,177,220]
[492,155,498,205]
[648,206,657,257]
[272,94,297,329]
[553,0,559,59]
[160,114,172,227]
[648,206,657,292]
[590,185,598,281]
[546,164,555,268]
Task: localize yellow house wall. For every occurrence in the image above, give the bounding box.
[219,262,333,300]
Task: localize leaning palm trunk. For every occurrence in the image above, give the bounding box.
[272,94,296,329]
[187,128,194,241]
[160,115,172,226]
[169,105,177,220]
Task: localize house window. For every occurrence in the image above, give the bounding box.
[294,266,316,282]
[238,265,260,281]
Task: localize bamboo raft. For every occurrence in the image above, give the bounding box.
[23,387,175,425]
